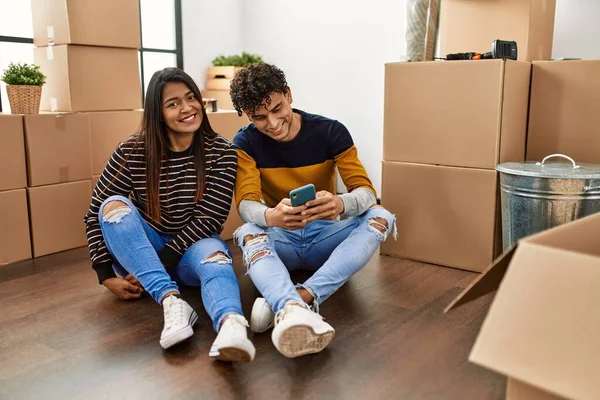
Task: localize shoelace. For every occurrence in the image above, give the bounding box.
[222,314,249,335]
[164,298,184,327]
[274,304,323,325]
[274,307,289,325]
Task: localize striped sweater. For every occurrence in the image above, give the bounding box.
[84,134,237,283]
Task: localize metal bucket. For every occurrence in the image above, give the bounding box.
[496,154,600,250]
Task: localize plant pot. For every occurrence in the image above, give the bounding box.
[206,66,243,79]
[6,85,42,114]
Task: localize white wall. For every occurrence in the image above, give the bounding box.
[552,0,600,59]
[181,0,244,88]
[185,1,406,193]
[182,0,600,194]
[242,1,406,193]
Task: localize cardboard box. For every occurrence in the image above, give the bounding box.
[91,175,100,195]
[203,90,234,110]
[527,60,600,164]
[34,45,142,112]
[31,0,140,48]
[446,212,600,400]
[206,67,242,79]
[28,180,91,257]
[384,60,531,168]
[206,110,248,140]
[0,115,27,191]
[220,199,243,241]
[89,110,143,175]
[380,161,500,272]
[438,0,556,62]
[24,113,91,187]
[206,78,232,92]
[0,189,32,265]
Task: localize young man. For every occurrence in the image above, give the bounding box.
[230,63,396,358]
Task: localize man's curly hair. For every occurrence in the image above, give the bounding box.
[229,63,289,117]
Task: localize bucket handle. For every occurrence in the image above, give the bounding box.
[536,154,580,169]
[584,186,600,192]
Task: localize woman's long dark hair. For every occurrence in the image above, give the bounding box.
[142,67,218,222]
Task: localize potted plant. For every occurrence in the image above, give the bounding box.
[1,62,46,114]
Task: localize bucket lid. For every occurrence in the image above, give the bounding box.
[497,154,600,179]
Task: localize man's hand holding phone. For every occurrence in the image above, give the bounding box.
[265,198,307,229]
[265,184,344,229]
[301,191,344,223]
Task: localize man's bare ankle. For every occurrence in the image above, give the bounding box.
[297,288,314,304]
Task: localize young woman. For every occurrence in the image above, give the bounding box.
[84,67,255,362]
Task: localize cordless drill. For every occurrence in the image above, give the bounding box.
[443,40,518,61]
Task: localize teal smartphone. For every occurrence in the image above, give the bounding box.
[290,184,316,207]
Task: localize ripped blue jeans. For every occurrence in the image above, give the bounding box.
[99,195,243,331]
[234,206,396,314]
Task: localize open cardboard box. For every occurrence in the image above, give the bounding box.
[446,212,600,400]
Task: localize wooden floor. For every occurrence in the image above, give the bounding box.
[0,243,505,400]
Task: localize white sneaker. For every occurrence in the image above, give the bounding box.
[250,297,275,333]
[209,314,256,363]
[271,303,335,358]
[160,295,198,349]
[251,297,320,333]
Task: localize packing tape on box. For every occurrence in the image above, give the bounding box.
[54,113,66,130]
[47,26,54,45]
[46,45,53,60]
[50,98,57,111]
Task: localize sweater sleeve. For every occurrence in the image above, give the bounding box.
[84,143,133,284]
[158,143,237,269]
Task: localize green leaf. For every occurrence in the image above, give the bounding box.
[1,62,46,86]
[210,52,264,67]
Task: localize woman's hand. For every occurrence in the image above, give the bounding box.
[103,277,143,300]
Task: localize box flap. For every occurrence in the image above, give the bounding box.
[525,211,600,257]
[444,244,517,313]
[507,378,565,400]
[446,212,600,312]
[469,242,600,400]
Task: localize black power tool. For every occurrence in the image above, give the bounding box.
[443,40,518,61]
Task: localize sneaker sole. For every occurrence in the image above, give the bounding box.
[160,311,198,350]
[209,346,253,363]
[277,324,335,358]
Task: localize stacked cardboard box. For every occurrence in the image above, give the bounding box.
[203,67,241,110]
[526,60,600,164]
[0,115,32,265]
[23,113,92,257]
[380,60,531,272]
[90,111,144,186]
[31,0,142,113]
[20,0,143,259]
[438,0,557,62]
